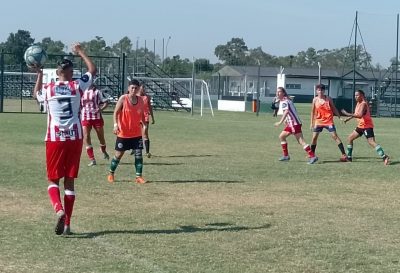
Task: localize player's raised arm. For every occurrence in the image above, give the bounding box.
[33,67,44,100]
[72,43,96,77]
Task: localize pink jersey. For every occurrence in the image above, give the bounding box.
[37,72,93,141]
[81,87,108,121]
[279,97,302,127]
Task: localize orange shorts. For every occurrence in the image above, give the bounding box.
[46,140,83,181]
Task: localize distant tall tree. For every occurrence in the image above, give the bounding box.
[0,29,34,66]
[111,36,134,57]
[163,55,192,77]
[214,38,249,65]
[38,37,66,55]
[81,36,109,56]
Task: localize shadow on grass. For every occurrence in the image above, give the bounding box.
[66,222,271,239]
[149,179,243,184]
[155,154,217,158]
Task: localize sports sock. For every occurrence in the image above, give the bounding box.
[145,139,150,154]
[347,144,353,158]
[64,190,75,226]
[86,145,95,161]
[281,141,289,156]
[338,143,346,155]
[100,144,107,153]
[303,144,315,157]
[48,184,63,213]
[375,145,385,158]
[311,144,317,153]
[134,149,143,176]
[109,157,120,173]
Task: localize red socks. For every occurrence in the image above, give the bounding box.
[64,190,75,226]
[86,145,95,160]
[281,142,289,156]
[303,144,315,158]
[47,184,63,213]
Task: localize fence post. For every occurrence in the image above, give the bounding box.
[121,53,126,96]
[0,49,4,113]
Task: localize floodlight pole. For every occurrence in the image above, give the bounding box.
[191,58,195,116]
[0,49,4,113]
[256,60,261,116]
[352,11,358,110]
[395,13,399,116]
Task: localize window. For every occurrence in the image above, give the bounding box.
[286,84,301,89]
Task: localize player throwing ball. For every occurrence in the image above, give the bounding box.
[33,43,96,235]
[341,89,390,165]
[274,87,318,164]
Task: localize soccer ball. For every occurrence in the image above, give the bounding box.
[24,45,47,68]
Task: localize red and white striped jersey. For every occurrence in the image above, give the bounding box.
[81,87,108,121]
[37,72,93,141]
[279,97,302,127]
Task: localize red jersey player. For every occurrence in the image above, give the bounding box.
[274,87,318,164]
[81,84,110,166]
[33,43,96,235]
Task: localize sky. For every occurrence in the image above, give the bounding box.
[1,0,400,67]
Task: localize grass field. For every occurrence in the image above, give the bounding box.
[1,105,400,273]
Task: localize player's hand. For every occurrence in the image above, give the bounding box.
[341,109,350,116]
[71,43,83,54]
[274,122,280,127]
[151,119,155,124]
[29,64,43,73]
[113,123,119,135]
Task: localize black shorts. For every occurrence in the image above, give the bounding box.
[115,136,143,151]
[355,127,375,138]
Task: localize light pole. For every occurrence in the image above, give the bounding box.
[165,36,171,60]
[256,59,261,116]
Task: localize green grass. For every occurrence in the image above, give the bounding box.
[1,106,400,273]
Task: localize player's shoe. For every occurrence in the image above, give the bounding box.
[278,156,290,161]
[63,225,72,235]
[103,152,110,160]
[383,155,390,165]
[340,154,349,162]
[107,173,115,183]
[347,156,353,162]
[88,160,96,166]
[55,210,66,235]
[308,156,318,164]
[146,152,152,158]
[135,176,146,184]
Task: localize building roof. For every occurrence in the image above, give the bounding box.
[214,65,382,81]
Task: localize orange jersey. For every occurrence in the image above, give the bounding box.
[355,101,374,128]
[117,95,145,138]
[141,95,150,122]
[313,97,334,126]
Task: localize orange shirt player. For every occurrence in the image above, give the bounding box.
[310,84,348,161]
[107,79,146,184]
[341,89,390,165]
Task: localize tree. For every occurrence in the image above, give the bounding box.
[163,55,192,77]
[214,38,249,65]
[0,29,34,66]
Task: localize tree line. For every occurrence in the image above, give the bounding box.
[0,30,392,78]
